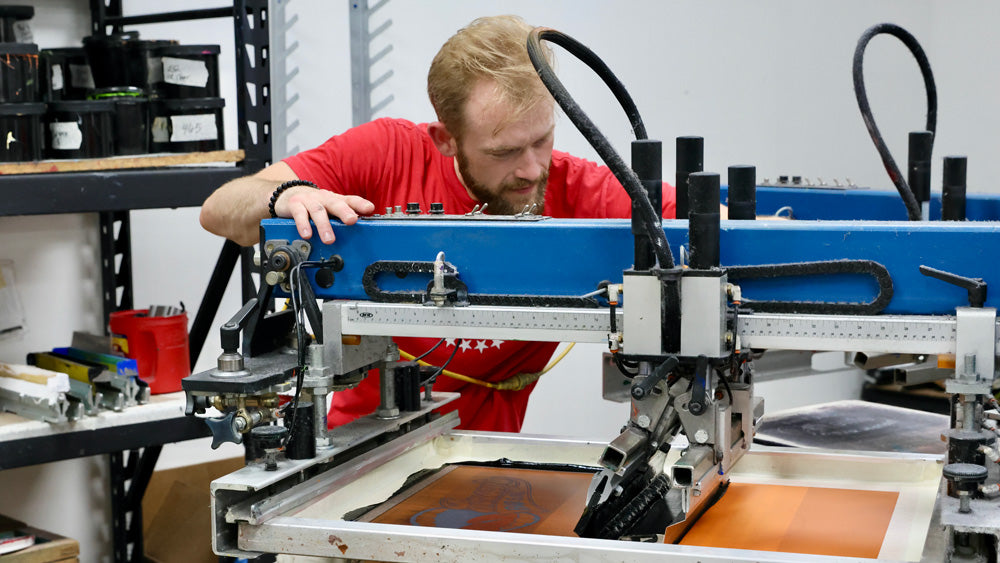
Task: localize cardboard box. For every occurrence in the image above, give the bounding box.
[0,515,79,563]
[142,457,243,563]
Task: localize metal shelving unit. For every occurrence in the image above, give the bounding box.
[0,2,273,561]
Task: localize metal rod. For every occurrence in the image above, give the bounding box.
[107,7,233,26]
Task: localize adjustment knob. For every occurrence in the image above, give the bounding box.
[430,202,445,214]
[205,411,242,449]
[250,425,288,471]
[406,202,421,215]
[943,462,988,513]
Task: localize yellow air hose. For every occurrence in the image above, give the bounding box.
[397,342,576,391]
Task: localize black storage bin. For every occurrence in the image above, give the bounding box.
[150,97,224,153]
[45,100,114,159]
[0,43,39,102]
[0,102,43,161]
[82,31,139,89]
[89,87,149,156]
[155,44,220,98]
[0,6,33,44]
[40,47,94,101]
[125,39,177,98]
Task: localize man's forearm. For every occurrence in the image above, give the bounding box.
[200,175,283,246]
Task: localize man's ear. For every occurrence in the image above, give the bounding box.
[428,121,458,157]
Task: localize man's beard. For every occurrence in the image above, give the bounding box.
[457,151,548,216]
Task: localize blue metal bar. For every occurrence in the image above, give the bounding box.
[263,214,1000,315]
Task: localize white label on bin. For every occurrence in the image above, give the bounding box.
[50,64,64,91]
[147,55,163,84]
[13,22,32,44]
[162,56,209,88]
[49,122,83,150]
[151,117,169,143]
[170,114,217,142]
[69,64,95,89]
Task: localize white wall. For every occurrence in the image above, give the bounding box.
[2,0,999,559]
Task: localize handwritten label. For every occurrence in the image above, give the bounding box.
[162,56,209,88]
[50,64,64,92]
[69,64,95,89]
[49,122,83,150]
[151,117,169,143]
[170,114,217,142]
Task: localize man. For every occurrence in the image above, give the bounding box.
[200,15,676,432]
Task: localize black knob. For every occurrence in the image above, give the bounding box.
[250,424,287,450]
[943,463,988,491]
[205,411,241,449]
[430,202,445,214]
[405,202,421,215]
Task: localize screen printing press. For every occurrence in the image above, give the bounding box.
[180,24,1000,563]
[179,182,1000,562]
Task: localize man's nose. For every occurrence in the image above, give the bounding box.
[515,149,544,181]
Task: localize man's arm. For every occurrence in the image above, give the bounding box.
[199,161,375,246]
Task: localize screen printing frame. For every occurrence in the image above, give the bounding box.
[219,429,943,562]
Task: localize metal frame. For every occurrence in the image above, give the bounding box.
[0,3,278,562]
[349,0,394,126]
[100,211,134,330]
[224,431,941,562]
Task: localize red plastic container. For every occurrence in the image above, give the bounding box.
[109,309,190,394]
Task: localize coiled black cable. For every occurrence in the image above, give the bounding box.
[527,27,674,269]
[853,23,937,221]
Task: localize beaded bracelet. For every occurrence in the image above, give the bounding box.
[268,180,319,218]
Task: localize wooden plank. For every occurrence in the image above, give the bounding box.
[0,150,245,175]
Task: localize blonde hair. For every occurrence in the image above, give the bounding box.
[427,15,554,137]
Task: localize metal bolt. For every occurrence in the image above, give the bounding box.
[636,414,651,429]
[694,429,709,444]
[958,490,972,513]
[265,270,286,286]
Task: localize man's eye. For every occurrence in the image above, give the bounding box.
[491,150,516,159]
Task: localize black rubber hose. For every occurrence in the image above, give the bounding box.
[853,23,937,221]
[527,27,674,269]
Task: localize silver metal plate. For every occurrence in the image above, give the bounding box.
[738,313,970,355]
[339,302,621,343]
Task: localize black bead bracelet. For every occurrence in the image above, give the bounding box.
[268,180,319,218]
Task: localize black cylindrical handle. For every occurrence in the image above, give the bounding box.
[727,165,756,220]
[284,401,315,460]
[249,424,287,450]
[688,172,720,269]
[632,139,662,271]
[908,131,933,205]
[675,136,703,219]
[942,156,967,221]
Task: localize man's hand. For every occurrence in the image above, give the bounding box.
[274,186,375,244]
[200,161,377,246]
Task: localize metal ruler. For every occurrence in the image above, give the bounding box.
[336,301,996,356]
[337,302,619,343]
[737,312,973,355]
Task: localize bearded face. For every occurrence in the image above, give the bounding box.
[456,145,549,215]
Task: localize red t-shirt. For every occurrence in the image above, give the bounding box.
[284,117,676,432]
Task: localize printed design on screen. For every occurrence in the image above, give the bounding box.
[409,476,544,531]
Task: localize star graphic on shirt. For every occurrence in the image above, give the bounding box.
[445,338,457,349]
[490,340,505,349]
[474,340,489,352]
[459,340,473,352]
